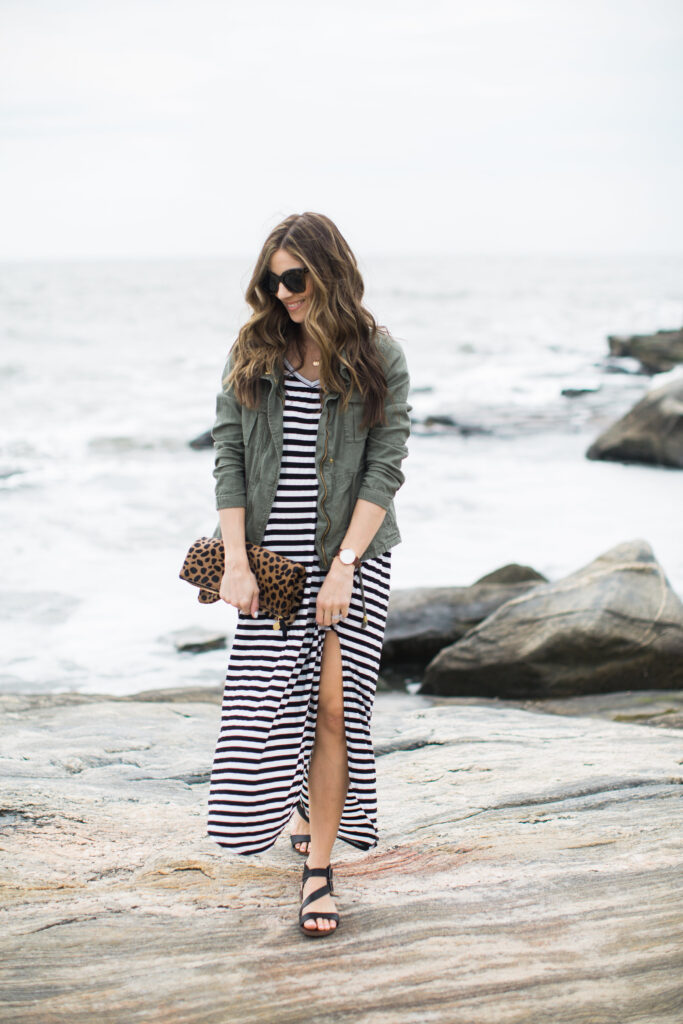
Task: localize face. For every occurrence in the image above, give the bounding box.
[268,248,313,323]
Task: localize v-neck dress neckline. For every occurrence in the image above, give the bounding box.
[284,356,320,387]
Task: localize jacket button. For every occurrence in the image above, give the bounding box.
[328,457,334,463]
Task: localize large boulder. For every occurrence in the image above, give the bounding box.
[421,540,683,698]
[608,328,683,373]
[586,375,683,468]
[382,565,546,666]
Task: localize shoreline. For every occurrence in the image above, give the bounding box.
[3,682,681,731]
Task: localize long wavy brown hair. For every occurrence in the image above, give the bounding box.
[226,212,388,427]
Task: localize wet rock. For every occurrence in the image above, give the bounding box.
[167,627,227,653]
[561,386,601,397]
[608,328,683,373]
[422,539,683,698]
[188,429,213,449]
[1,688,681,1023]
[586,375,683,468]
[414,414,492,436]
[382,569,546,667]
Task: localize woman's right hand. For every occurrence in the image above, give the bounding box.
[220,561,260,618]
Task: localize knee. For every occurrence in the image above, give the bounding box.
[317,700,346,736]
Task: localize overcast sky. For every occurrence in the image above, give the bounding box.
[1,0,681,260]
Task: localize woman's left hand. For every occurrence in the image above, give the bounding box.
[316,559,354,627]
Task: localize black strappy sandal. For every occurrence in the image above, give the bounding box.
[289,800,311,855]
[298,862,340,938]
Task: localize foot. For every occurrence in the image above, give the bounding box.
[300,862,338,934]
[290,807,310,855]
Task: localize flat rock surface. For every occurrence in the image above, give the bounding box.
[1,688,682,1024]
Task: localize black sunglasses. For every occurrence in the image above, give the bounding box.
[262,267,309,295]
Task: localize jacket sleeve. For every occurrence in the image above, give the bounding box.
[211,351,247,510]
[357,334,412,510]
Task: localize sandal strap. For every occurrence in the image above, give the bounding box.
[300,911,340,926]
[300,882,332,912]
[302,863,334,894]
[302,865,331,879]
[290,834,311,844]
[296,800,309,824]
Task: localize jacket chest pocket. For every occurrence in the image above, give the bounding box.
[243,408,268,488]
[343,399,369,444]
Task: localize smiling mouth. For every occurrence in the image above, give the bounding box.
[285,299,305,311]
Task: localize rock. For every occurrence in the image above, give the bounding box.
[189,429,213,449]
[509,688,683,731]
[382,573,545,667]
[474,563,547,586]
[601,356,648,375]
[561,386,600,397]
[416,415,492,436]
[167,627,228,653]
[608,328,683,373]
[421,539,683,698]
[586,375,683,468]
[0,687,681,1023]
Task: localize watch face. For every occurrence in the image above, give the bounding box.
[339,548,355,564]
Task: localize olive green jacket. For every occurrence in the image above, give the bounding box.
[211,331,411,568]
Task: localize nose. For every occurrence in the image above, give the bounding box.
[276,282,293,300]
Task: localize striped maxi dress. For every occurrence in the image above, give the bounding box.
[206,359,392,855]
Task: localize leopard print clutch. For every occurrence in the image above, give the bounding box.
[179,537,307,631]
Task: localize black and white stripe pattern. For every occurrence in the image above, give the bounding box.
[207,364,392,855]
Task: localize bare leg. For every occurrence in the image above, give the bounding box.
[300,629,347,932]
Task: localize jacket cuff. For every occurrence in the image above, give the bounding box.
[216,493,247,510]
[356,484,393,511]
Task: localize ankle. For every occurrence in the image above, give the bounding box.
[305,854,331,869]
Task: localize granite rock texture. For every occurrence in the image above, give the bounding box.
[1,686,682,1024]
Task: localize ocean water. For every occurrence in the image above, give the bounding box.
[1,253,681,696]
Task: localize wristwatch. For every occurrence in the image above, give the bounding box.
[337,547,361,567]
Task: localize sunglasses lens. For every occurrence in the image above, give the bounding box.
[263,271,279,295]
[282,269,307,293]
[263,267,307,295]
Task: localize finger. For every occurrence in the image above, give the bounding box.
[250,592,259,618]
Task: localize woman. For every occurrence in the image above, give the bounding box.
[206,212,411,937]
